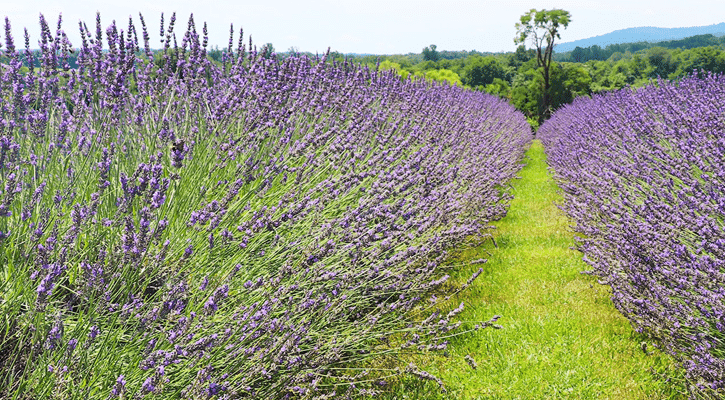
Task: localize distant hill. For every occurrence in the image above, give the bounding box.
[556,22,725,53]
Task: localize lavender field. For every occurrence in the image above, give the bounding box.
[539,73,725,398]
[0,13,533,398]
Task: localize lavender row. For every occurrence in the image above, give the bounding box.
[538,73,725,397]
[0,13,531,399]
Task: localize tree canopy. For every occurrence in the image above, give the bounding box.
[462,56,505,88]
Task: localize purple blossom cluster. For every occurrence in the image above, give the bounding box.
[0,12,531,398]
[539,73,725,397]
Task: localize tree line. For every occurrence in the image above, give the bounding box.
[557,34,725,63]
[340,35,725,128]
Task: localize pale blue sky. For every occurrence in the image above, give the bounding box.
[3,0,724,54]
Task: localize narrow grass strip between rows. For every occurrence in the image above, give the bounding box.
[381,140,687,399]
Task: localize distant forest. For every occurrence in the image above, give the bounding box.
[553,33,725,62]
[3,33,725,128]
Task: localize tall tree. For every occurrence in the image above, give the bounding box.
[571,46,586,63]
[422,44,440,62]
[590,44,604,60]
[514,8,571,122]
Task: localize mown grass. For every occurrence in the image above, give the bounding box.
[378,140,688,399]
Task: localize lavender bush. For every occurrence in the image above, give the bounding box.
[0,13,531,398]
[539,73,725,398]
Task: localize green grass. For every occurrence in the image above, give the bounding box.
[379,140,687,399]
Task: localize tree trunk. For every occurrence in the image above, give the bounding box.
[542,65,551,123]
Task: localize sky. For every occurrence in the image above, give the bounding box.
[2,0,724,55]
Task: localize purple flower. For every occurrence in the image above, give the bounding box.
[45,319,64,350]
[88,325,100,340]
[171,140,185,168]
[204,284,229,315]
[142,376,155,392]
[206,382,226,396]
[67,338,78,354]
[183,244,193,259]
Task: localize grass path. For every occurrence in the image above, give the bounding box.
[382,140,685,399]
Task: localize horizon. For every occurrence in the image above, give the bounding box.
[2,0,724,55]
